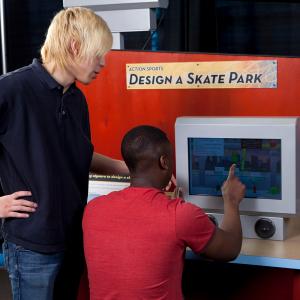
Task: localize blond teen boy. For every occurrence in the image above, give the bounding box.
[0,7,128,300]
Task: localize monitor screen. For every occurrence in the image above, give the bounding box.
[176,117,299,216]
[188,138,281,200]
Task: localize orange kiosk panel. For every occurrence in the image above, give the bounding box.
[77,50,300,300]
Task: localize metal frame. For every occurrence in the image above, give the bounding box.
[0,0,7,74]
[63,0,168,49]
[63,0,168,11]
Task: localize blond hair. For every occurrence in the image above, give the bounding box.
[41,7,112,69]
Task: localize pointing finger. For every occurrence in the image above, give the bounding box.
[227,164,236,180]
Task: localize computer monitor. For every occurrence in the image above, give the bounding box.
[175,117,300,216]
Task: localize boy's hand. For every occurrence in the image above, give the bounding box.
[0,191,37,218]
[221,164,246,207]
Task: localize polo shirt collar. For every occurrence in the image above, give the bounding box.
[31,58,76,93]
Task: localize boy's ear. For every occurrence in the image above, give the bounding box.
[159,155,169,170]
[70,39,79,56]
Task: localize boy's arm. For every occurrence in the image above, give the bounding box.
[90,152,129,175]
[201,164,245,261]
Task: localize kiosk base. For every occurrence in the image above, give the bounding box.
[208,213,288,240]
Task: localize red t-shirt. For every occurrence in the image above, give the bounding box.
[83,187,215,300]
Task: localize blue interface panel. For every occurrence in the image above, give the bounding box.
[188,138,281,199]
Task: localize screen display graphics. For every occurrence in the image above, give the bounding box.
[188,138,281,200]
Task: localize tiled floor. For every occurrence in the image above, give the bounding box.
[0,269,12,300]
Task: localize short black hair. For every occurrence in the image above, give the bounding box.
[121,125,170,172]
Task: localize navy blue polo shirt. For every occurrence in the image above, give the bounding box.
[0,59,94,253]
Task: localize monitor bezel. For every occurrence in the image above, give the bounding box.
[175,117,299,216]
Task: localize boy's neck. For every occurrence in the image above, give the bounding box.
[43,61,74,92]
[130,176,163,190]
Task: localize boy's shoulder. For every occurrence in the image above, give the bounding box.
[0,64,33,90]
